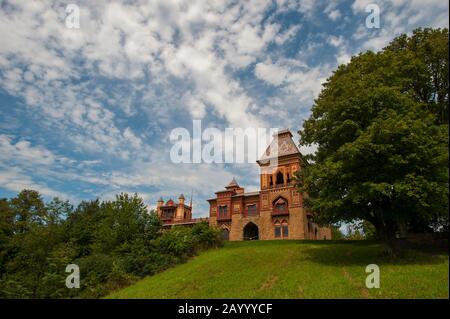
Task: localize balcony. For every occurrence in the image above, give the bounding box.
[271,207,289,216]
[266,182,296,190]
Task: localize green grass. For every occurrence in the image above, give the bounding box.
[107,240,449,299]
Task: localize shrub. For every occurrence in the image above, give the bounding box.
[191,222,224,250]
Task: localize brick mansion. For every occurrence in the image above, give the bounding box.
[157,129,331,241]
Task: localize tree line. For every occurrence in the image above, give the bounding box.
[0,190,223,298]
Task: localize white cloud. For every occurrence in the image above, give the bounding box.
[327,35,344,48]
[328,9,342,21]
[275,25,301,45]
[0,167,68,199]
[255,61,289,86]
[0,135,55,165]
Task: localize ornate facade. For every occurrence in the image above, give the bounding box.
[156,194,208,227]
[207,129,332,241]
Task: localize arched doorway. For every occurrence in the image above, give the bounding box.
[243,222,259,240]
[221,228,230,241]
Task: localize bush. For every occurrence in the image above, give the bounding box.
[156,226,197,257]
[191,222,224,250]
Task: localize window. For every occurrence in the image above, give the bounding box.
[162,209,173,219]
[247,204,257,216]
[218,205,228,218]
[276,171,284,185]
[274,220,281,238]
[282,220,288,237]
[272,197,288,216]
[275,203,287,214]
[275,220,289,239]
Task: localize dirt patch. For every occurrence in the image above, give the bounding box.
[259,275,279,290]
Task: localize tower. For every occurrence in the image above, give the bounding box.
[257,129,300,191]
[207,128,332,240]
[176,194,187,220]
[156,197,164,217]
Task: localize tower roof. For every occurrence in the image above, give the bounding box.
[258,129,300,163]
[165,199,174,206]
[225,177,239,189]
[179,194,185,200]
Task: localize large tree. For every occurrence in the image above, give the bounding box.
[297,28,449,241]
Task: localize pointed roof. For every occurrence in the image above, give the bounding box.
[179,194,185,200]
[225,177,239,189]
[257,129,300,163]
[165,199,174,206]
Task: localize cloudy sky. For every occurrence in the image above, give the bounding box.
[0,0,448,216]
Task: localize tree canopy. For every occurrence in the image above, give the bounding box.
[0,190,222,298]
[297,28,449,240]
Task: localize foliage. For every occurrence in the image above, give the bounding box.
[297,28,449,241]
[0,190,223,298]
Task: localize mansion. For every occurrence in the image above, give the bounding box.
[207,129,332,241]
[156,129,331,241]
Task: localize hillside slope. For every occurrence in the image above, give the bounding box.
[107,240,448,299]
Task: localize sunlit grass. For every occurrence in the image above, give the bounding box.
[107,240,448,299]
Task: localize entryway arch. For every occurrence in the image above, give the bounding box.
[243,222,259,240]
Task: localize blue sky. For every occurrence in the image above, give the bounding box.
[0,0,448,217]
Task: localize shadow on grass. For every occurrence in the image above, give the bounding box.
[298,240,449,267]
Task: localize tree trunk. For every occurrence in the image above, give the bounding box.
[372,216,399,254]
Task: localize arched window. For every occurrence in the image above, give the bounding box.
[269,176,273,186]
[276,171,284,185]
[274,220,281,238]
[273,197,288,215]
[286,173,290,184]
[282,220,289,238]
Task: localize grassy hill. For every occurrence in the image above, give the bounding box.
[107,240,448,299]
